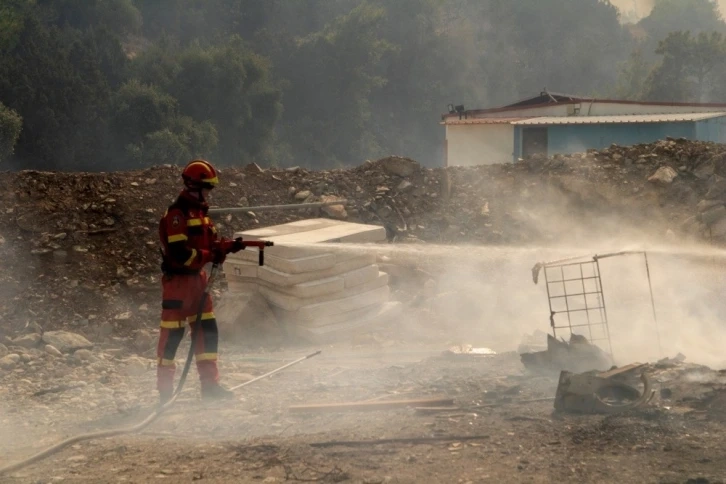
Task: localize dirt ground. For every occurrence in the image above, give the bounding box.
[2,341,725,484]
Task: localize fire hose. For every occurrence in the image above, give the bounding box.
[0,240,322,477]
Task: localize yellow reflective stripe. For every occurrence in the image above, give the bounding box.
[196,353,217,361]
[206,176,219,186]
[168,234,188,243]
[187,218,202,226]
[187,312,215,322]
[158,358,176,366]
[183,248,197,266]
[160,320,183,329]
[203,217,211,224]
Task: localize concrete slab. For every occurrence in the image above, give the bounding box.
[343,265,380,288]
[225,261,259,279]
[257,254,377,287]
[234,219,386,259]
[227,275,345,299]
[263,253,337,274]
[260,272,389,311]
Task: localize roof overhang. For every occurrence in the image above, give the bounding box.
[511,112,726,125]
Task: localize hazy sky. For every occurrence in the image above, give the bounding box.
[610,0,726,20]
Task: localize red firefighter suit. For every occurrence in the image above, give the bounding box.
[157,179,240,401]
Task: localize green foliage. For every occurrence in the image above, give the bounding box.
[275,2,393,167]
[110,80,219,167]
[0,102,22,163]
[643,31,726,102]
[129,36,281,166]
[2,0,726,171]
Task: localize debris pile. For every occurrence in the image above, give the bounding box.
[520,333,613,374]
[0,139,725,343]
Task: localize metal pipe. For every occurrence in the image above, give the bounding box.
[208,200,349,215]
[229,350,322,391]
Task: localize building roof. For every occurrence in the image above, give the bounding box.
[441,90,726,120]
[511,112,726,125]
[441,117,528,125]
[501,91,588,108]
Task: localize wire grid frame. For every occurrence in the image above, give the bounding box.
[543,258,614,358]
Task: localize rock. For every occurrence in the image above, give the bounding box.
[397,180,413,191]
[13,333,41,348]
[706,174,726,200]
[693,162,715,180]
[378,156,419,177]
[0,354,21,370]
[42,331,93,353]
[123,356,148,376]
[98,321,113,338]
[319,195,347,220]
[710,218,726,238]
[45,344,63,357]
[244,162,264,174]
[0,343,7,357]
[697,199,723,213]
[701,205,726,226]
[133,330,154,352]
[647,166,678,185]
[74,349,93,362]
[237,196,249,207]
[294,190,312,201]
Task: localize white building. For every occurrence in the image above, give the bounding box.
[442,91,726,167]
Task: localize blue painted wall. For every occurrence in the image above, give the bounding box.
[695,117,726,143]
[512,117,726,160]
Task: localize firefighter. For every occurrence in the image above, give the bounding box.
[156,159,244,404]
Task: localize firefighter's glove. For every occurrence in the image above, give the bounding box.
[212,247,227,265]
[228,237,246,254]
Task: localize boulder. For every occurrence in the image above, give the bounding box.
[700,205,726,226]
[13,333,41,348]
[320,195,348,220]
[378,156,419,177]
[647,166,678,185]
[41,331,93,354]
[706,174,726,200]
[0,354,21,370]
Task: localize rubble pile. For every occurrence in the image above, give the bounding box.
[0,140,725,344]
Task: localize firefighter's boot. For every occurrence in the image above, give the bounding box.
[201,383,235,401]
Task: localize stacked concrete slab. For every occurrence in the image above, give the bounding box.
[225,219,401,341]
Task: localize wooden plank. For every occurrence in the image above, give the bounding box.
[413,406,460,415]
[289,396,454,413]
[310,434,490,448]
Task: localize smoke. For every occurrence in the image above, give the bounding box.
[611,0,726,22]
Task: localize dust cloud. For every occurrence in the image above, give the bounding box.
[300,232,726,371]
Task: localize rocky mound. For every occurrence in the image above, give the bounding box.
[0,139,725,346]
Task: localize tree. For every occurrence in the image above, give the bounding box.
[0,102,22,163]
[168,37,282,165]
[35,0,142,37]
[274,3,393,167]
[0,16,115,169]
[479,0,632,102]
[643,31,726,102]
[110,80,219,167]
